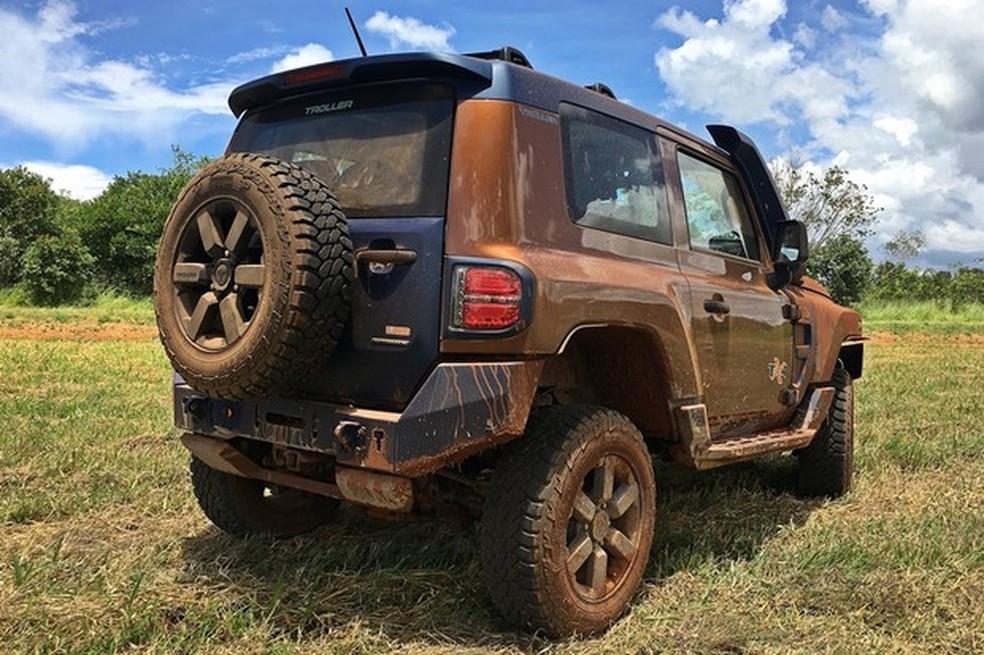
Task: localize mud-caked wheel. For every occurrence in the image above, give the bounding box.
[797,367,854,498]
[479,405,656,637]
[190,451,337,537]
[154,153,353,399]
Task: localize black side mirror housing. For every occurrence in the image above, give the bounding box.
[769,220,809,288]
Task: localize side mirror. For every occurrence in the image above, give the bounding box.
[770,220,809,288]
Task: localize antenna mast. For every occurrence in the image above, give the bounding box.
[345,8,368,57]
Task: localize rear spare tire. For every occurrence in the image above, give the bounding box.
[155,153,353,398]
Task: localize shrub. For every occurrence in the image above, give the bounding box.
[0,234,21,287]
[806,234,873,306]
[21,229,95,305]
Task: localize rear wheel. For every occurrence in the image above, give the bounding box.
[797,367,854,498]
[190,454,337,537]
[479,405,656,637]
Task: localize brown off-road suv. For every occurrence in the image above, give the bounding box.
[154,46,863,637]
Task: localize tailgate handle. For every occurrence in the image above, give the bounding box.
[703,299,731,315]
[355,249,418,266]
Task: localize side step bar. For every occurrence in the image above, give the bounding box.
[671,386,835,470]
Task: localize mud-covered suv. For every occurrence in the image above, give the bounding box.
[154,47,863,637]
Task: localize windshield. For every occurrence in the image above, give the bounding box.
[228,83,453,217]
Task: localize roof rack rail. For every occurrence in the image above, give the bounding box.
[465,46,533,69]
[585,82,616,99]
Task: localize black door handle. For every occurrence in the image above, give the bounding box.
[355,249,418,265]
[703,299,731,315]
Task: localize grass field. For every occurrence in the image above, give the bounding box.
[1,308,982,654]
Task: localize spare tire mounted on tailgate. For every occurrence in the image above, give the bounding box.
[154,153,353,398]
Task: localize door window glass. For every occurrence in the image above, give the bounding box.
[678,152,760,260]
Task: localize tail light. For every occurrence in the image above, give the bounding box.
[451,266,523,331]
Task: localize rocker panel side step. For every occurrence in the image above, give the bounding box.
[671,386,834,470]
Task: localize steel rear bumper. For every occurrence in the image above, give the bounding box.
[173,360,543,477]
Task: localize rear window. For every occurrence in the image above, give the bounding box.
[560,103,671,245]
[228,83,453,218]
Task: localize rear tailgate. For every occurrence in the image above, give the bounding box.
[228,82,454,410]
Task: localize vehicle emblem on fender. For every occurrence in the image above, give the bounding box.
[768,357,788,385]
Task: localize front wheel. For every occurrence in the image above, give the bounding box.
[797,367,855,498]
[479,405,656,637]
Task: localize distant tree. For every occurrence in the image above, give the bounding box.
[0,235,21,287]
[806,234,873,306]
[0,166,61,284]
[771,159,880,249]
[771,159,881,305]
[21,229,94,305]
[74,146,211,295]
[883,230,925,261]
[950,267,984,311]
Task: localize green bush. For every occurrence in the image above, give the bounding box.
[0,234,21,287]
[950,267,984,311]
[74,147,209,296]
[806,234,873,306]
[21,230,95,305]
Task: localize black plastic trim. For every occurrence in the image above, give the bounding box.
[706,124,790,252]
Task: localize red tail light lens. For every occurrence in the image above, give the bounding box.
[463,268,521,296]
[452,266,523,331]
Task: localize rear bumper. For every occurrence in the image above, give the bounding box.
[174,360,543,476]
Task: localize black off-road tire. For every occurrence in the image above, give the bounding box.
[479,405,657,637]
[190,454,337,537]
[154,153,353,399]
[797,367,854,498]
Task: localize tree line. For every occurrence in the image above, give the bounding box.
[772,159,984,309]
[0,150,980,307]
[0,148,209,304]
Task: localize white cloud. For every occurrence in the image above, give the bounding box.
[364,11,455,51]
[820,5,847,31]
[0,0,233,150]
[270,44,333,73]
[226,46,282,65]
[794,23,817,49]
[873,115,917,147]
[655,1,852,126]
[654,0,984,264]
[19,161,112,200]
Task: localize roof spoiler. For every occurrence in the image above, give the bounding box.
[228,52,495,117]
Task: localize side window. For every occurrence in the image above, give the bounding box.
[560,104,671,244]
[678,151,760,261]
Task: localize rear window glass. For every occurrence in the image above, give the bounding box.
[560,103,671,245]
[228,83,453,218]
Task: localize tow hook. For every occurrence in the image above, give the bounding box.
[333,421,366,453]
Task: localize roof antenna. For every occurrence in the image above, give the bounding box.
[345,7,368,57]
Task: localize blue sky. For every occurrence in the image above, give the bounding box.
[1,0,982,267]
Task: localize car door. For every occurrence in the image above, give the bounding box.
[671,147,795,438]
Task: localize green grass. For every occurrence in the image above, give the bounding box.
[1,318,982,653]
[858,299,984,334]
[0,289,154,325]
